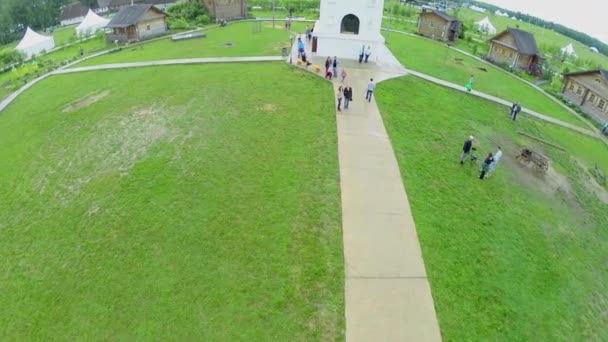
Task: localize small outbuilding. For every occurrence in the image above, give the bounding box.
[487,28,544,72]
[105,4,168,43]
[417,9,462,43]
[562,69,608,122]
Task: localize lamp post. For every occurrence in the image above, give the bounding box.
[272,0,276,29]
[289,34,295,64]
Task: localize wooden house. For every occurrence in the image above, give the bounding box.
[105,4,168,43]
[487,28,544,72]
[60,3,89,26]
[202,0,248,20]
[562,69,608,121]
[417,9,462,43]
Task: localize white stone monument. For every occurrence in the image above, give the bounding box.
[312,0,385,60]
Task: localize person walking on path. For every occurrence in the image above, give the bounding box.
[489,146,502,175]
[337,86,344,112]
[325,57,331,73]
[460,136,474,164]
[510,102,522,121]
[332,57,339,80]
[465,74,474,92]
[305,25,311,40]
[479,153,494,180]
[358,45,365,63]
[344,86,352,109]
[341,69,347,83]
[366,78,376,102]
[601,121,608,135]
[364,45,372,63]
[297,38,305,58]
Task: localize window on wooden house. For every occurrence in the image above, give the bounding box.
[589,94,596,102]
[147,25,151,30]
[599,100,606,110]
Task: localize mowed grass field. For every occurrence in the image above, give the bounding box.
[376,77,608,341]
[385,32,590,128]
[76,21,305,67]
[0,63,344,340]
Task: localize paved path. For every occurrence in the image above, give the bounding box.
[334,68,442,341]
[55,56,284,74]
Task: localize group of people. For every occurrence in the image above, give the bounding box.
[324,56,340,80]
[358,45,372,64]
[336,86,353,111]
[460,136,503,180]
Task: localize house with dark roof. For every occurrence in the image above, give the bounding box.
[487,28,544,72]
[562,69,608,122]
[417,9,462,43]
[60,3,89,26]
[105,0,180,12]
[96,0,112,13]
[105,4,168,42]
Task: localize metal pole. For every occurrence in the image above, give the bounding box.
[272,0,276,29]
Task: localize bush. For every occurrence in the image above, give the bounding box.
[168,17,191,30]
[0,49,24,68]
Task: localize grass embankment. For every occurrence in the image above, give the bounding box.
[385,32,590,128]
[0,63,344,340]
[76,21,305,67]
[376,76,608,341]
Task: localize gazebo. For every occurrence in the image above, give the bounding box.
[76,9,110,37]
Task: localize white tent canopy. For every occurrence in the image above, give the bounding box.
[76,9,109,37]
[561,43,578,58]
[16,27,55,59]
[475,17,497,35]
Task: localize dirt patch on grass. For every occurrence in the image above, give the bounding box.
[259,103,278,112]
[63,90,111,113]
[33,104,184,205]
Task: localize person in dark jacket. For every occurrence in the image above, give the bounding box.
[510,102,522,121]
[344,86,352,109]
[325,57,331,73]
[479,153,494,179]
[460,135,474,164]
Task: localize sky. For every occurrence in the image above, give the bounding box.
[480,0,608,44]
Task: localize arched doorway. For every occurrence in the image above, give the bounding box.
[340,14,360,35]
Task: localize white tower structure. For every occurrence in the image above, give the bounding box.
[312,0,385,60]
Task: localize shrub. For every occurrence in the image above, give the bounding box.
[0,49,24,68]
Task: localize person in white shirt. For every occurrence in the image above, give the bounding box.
[489,146,503,173]
[366,78,376,102]
[364,45,372,63]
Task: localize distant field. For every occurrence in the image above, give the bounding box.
[454,8,608,69]
[75,21,303,67]
[385,32,590,128]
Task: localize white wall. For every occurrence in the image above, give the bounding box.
[60,16,85,26]
[317,0,384,42]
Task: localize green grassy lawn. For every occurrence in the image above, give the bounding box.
[385,32,590,128]
[454,8,608,69]
[52,25,79,46]
[0,63,344,340]
[376,76,608,341]
[75,21,306,67]
[249,9,320,19]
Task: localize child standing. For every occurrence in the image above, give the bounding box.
[465,74,474,92]
[341,69,347,83]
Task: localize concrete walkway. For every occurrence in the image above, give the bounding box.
[55,56,284,74]
[334,67,442,341]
